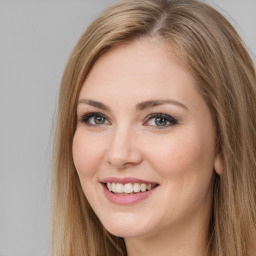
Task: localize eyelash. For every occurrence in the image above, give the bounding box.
[144,113,178,128]
[78,112,109,127]
[78,112,178,129]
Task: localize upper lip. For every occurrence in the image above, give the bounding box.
[101,177,158,185]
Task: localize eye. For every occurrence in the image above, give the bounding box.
[145,113,178,128]
[79,112,110,126]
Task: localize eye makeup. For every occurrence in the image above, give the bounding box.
[78,111,178,130]
[144,113,178,128]
[78,112,110,127]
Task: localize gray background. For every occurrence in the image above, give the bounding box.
[0,1,255,256]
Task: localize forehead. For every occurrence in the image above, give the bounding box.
[79,38,197,106]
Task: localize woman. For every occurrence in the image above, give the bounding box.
[51,0,256,255]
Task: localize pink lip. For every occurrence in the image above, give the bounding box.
[101,177,157,185]
[100,178,159,205]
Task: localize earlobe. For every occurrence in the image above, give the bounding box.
[214,154,223,175]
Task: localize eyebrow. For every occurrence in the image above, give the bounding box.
[78,98,188,111]
[78,99,111,112]
[136,99,188,111]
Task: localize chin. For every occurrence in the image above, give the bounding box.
[105,225,148,238]
[100,213,155,238]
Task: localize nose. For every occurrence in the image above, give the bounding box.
[104,126,143,169]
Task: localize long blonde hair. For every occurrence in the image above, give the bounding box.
[51,0,256,255]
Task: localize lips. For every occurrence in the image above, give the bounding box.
[101,177,158,185]
[106,182,157,194]
[101,177,159,205]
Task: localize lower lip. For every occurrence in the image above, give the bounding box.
[101,183,157,205]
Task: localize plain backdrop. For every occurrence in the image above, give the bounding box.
[0,1,255,255]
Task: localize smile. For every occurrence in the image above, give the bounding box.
[101,178,159,204]
[106,182,157,194]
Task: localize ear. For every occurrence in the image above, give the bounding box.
[214,153,223,175]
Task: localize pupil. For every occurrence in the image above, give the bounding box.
[155,117,167,126]
[95,116,105,124]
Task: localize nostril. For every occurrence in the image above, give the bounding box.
[104,136,143,168]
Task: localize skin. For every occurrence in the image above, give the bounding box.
[72,38,222,256]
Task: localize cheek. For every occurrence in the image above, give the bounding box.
[144,129,215,221]
[72,129,105,178]
[144,127,216,179]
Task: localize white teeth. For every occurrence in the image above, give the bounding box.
[124,183,133,193]
[140,184,146,192]
[106,182,156,194]
[115,183,124,193]
[111,183,116,193]
[107,183,112,191]
[133,183,140,193]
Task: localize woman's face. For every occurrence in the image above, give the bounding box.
[72,38,221,239]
